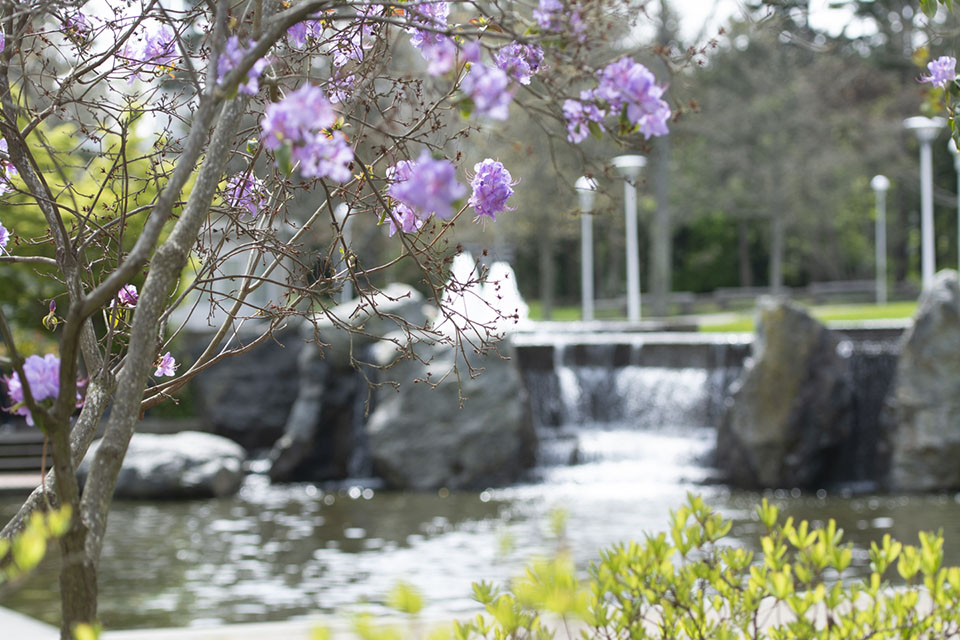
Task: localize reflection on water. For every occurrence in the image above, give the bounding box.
[3,426,960,630]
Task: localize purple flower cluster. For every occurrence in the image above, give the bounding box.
[461,64,514,120]
[225,173,268,218]
[563,58,670,143]
[408,1,456,75]
[260,85,354,182]
[5,354,60,426]
[562,96,604,143]
[922,56,958,90]
[327,73,356,104]
[387,150,466,227]
[494,42,544,85]
[533,0,563,31]
[217,36,269,96]
[122,19,177,79]
[533,0,586,40]
[469,159,516,221]
[331,13,376,67]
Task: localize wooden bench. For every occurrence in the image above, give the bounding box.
[0,430,51,473]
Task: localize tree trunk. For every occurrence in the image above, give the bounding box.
[538,227,554,319]
[650,134,671,316]
[770,209,784,295]
[738,219,753,288]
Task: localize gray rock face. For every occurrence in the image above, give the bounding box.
[190,320,303,451]
[888,270,960,491]
[715,299,852,488]
[266,284,430,482]
[79,431,246,499]
[366,338,537,491]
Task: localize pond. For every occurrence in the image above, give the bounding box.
[3,424,960,631]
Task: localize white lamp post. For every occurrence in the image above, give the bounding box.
[904,116,946,287]
[870,175,890,305]
[575,176,598,322]
[612,154,647,322]
[949,138,960,273]
[334,203,353,303]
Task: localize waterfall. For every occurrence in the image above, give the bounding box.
[514,332,752,436]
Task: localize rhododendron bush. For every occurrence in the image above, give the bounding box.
[0,0,669,634]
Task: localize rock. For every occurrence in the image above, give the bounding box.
[888,270,960,491]
[79,431,246,499]
[365,336,537,490]
[190,320,303,451]
[715,298,852,488]
[266,284,430,482]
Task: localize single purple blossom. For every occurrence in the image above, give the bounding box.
[0,138,17,195]
[112,284,139,308]
[123,19,177,79]
[287,18,325,48]
[5,354,60,426]
[0,222,9,253]
[461,64,514,120]
[922,56,958,90]
[386,202,425,236]
[64,12,92,42]
[0,30,4,54]
[225,173,268,218]
[469,159,516,221]
[494,42,544,85]
[154,352,177,377]
[388,150,466,221]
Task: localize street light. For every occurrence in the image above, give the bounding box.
[870,175,890,305]
[575,176,598,322]
[949,138,960,273]
[903,116,946,288]
[612,154,647,322]
[334,203,353,303]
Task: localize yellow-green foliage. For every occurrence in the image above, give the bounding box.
[0,505,71,593]
[455,494,960,640]
[1,106,187,329]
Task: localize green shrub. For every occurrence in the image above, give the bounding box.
[454,494,960,640]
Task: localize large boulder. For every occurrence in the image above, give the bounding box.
[888,270,960,491]
[715,299,852,488]
[190,320,303,451]
[365,337,537,490]
[78,431,246,499]
[266,284,431,482]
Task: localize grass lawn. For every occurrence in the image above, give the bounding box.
[526,299,918,332]
[699,300,917,333]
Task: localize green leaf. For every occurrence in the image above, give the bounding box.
[588,120,604,140]
[276,143,294,177]
[387,581,424,615]
[920,0,939,18]
[246,139,259,155]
